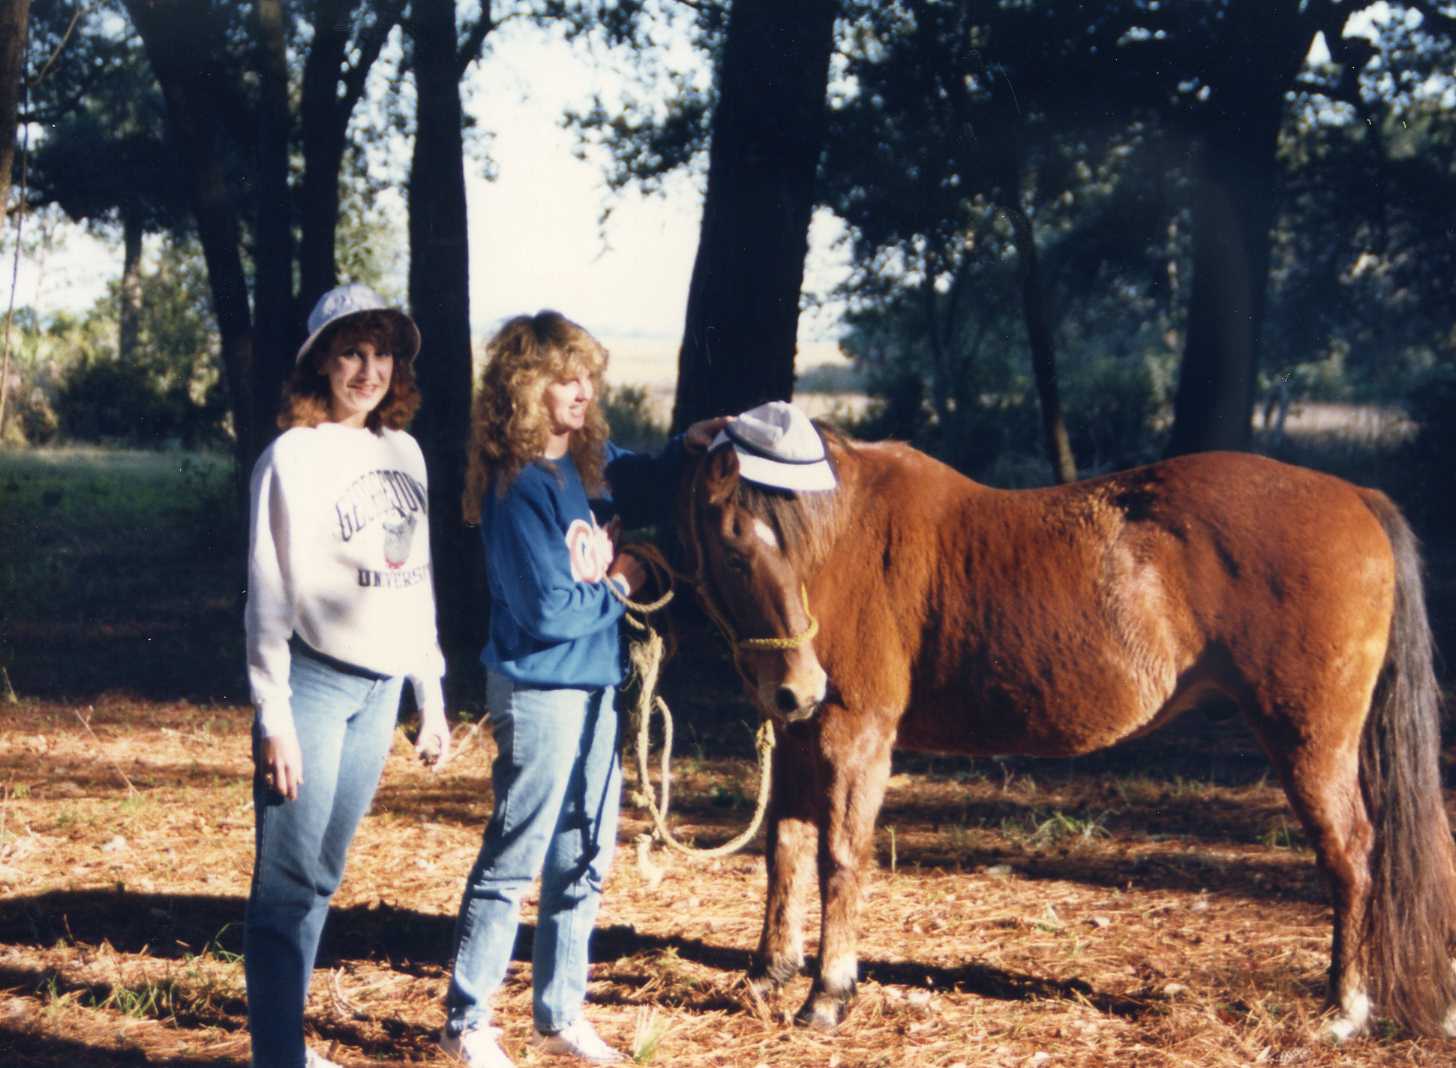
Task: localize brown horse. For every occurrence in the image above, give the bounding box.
[678,429,1456,1039]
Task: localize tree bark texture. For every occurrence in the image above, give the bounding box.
[0,0,29,222]
[1006,207,1078,483]
[299,0,405,304]
[299,0,352,303]
[671,0,838,432]
[123,0,257,501]
[251,0,296,445]
[1164,0,1322,457]
[408,0,484,665]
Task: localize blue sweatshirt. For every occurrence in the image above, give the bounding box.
[480,439,684,687]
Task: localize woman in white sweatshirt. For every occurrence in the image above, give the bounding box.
[243,283,451,1068]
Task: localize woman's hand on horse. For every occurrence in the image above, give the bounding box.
[258,725,304,801]
[684,416,731,452]
[608,551,647,596]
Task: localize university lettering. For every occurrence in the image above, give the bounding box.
[356,563,431,589]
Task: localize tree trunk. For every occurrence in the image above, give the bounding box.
[124,0,257,501]
[1164,0,1318,457]
[251,0,296,446]
[119,211,143,365]
[1005,207,1077,483]
[299,1,406,304]
[408,0,482,668]
[671,0,838,432]
[0,0,28,222]
[299,0,352,302]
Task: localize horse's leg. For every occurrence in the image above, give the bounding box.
[1250,707,1374,1041]
[796,711,895,1030]
[750,726,819,992]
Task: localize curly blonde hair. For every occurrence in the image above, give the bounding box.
[277,311,421,432]
[462,310,611,524]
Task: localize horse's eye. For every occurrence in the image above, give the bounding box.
[724,553,750,576]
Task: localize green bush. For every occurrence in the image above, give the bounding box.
[602,383,667,452]
[56,359,180,443]
[1062,355,1166,471]
[55,358,229,446]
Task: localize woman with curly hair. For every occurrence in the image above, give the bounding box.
[245,283,451,1068]
[440,311,723,1068]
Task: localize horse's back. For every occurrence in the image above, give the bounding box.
[832,445,1398,757]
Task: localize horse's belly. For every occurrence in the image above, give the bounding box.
[895,663,1178,758]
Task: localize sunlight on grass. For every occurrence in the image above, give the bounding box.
[631,1006,674,1064]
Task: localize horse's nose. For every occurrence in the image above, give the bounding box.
[775,686,803,716]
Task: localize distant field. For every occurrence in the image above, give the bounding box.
[599,336,871,423]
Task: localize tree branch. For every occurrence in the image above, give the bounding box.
[342,0,406,112]
[456,1,497,79]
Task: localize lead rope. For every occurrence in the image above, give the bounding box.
[609,541,776,859]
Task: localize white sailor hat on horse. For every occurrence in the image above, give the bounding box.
[711,400,837,493]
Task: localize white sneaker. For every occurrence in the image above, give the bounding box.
[440,1024,517,1068]
[530,1017,624,1063]
[306,1050,342,1068]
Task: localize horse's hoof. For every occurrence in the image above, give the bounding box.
[1320,1015,1361,1044]
[1319,1008,1370,1043]
[794,993,850,1031]
[1319,991,1371,1043]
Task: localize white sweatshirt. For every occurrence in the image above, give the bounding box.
[245,423,447,737]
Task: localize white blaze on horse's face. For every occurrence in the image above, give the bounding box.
[709,503,828,723]
[753,518,779,550]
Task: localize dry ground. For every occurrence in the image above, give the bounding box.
[3,690,1455,1068]
[3,424,1454,1068]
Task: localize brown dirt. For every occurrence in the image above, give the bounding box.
[3,689,1455,1067]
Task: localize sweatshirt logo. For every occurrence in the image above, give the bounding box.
[382,512,418,569]
[336,469,428,543]
[565,517,612,583]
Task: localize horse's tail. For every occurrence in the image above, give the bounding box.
[1358,489,1456,1035]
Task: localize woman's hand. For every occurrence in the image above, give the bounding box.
[258,724,304,801]
[415,708,451,770]
[684,415,731,451]
[607,550,647,597]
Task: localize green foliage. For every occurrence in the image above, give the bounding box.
[55,360,179,443]
[1060,354,1170,472]
[602,383,668,452]
[34,239,231,447]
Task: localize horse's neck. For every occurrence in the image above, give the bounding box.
[831,440,990,553]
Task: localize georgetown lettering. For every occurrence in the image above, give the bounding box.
[336,469,428,542]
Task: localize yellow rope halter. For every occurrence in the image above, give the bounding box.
[607,540,777,860]
[729,584,819,652]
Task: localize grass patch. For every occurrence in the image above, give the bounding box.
[0,446,245,702]
[0,446,237,618]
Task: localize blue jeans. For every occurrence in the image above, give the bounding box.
[244,652,403,1068]
[445,672,622,1035]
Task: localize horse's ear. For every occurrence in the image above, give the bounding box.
[703,443,740,506]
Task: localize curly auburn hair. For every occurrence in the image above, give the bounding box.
[277,310,422,432]
[462,310,611,524]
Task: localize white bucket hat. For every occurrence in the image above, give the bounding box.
[711,400,837,492]
[295,283,422,366]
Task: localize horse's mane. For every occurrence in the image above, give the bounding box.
[726,424,854,576]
